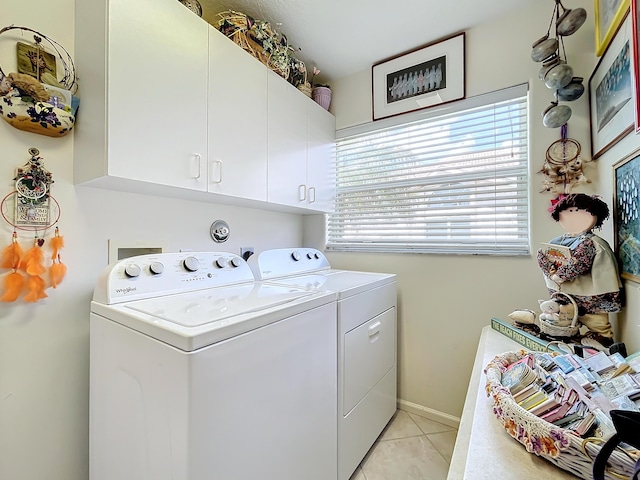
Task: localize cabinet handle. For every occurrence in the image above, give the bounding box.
[308,186,316,204]
[194,153,202,179]
[298,184,307,201]
[211,160,223,184]
[368,321,382,337]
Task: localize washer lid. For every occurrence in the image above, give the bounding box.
[125,282,312,327]
[91,283,336,351]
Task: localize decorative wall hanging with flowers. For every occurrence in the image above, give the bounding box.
[0,25,79,137]
[1,148,66,303]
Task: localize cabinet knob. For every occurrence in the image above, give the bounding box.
[308,186,316,203]
[298,184,307,201]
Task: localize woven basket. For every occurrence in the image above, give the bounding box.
[218,11,290,80]
[485,350,640,480]
[297,82,312,97]
[538,291,580,338]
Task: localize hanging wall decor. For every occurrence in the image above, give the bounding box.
[0,148,66,303]
[538,124,591,193]
[0,25,79,137]
[530,0,587,128]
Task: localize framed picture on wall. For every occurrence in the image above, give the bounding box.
[613,148,640,283]
[632,0,640,133]
[595,0,630,56]
[16,42,58,87]
[588,12,634,159]
[372,32,465,121]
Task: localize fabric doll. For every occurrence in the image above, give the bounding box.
[537,193,623,348]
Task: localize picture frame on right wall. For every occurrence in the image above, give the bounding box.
[589,12,634,159]
[595,0,630,56]
[613,148,640,283]
[632,0,640,133]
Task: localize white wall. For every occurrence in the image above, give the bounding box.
[318,0,640,420]
[0,2,303,479]
[3,1,639,478]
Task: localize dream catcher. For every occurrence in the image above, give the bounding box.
[0,147,66,302]
[539,124,591,194]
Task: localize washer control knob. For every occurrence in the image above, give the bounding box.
[291,251,301,261]
[230,257,243,267]
[215,257,228,268]
[149,261,164,275]
[124,264,141,278]
[183,256,199,272]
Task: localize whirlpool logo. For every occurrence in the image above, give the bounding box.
[115,287,137,295]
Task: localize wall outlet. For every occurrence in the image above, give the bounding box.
[241,247,254,261]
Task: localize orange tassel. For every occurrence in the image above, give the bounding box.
[1,232,24,270]
[50,227,64,260]
[20,241,47,276]
[1,271,25,302]
[23,275,48,303]
[50,261,67,288]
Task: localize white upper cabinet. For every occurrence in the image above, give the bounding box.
[307,102,336,213]
[75,0,209,191]
[208,28,268,201]
[74,0,335,212]
[267,70,309,209]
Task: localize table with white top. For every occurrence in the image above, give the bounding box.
[447,325,580,480]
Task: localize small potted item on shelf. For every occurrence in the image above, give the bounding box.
[310,67,331,111]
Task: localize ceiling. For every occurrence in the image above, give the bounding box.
[198,0,538,84]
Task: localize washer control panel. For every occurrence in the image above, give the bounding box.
[249,248,330,280]
[93,252,254,304]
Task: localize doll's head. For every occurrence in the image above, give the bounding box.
[550,193,610,233]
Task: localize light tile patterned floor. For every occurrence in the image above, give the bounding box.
[349,410,458,480]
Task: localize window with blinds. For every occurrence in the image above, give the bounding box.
[327,85,529,255]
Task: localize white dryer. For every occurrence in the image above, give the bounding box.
[90,251,338,480]
[250,248,397,480]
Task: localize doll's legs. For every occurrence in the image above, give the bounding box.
[579,313,614,344]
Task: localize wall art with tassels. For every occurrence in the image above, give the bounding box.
[0,147,66,303]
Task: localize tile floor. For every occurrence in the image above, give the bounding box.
[348,410,458,480]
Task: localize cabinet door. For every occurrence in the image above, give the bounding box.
[107,0,208,191]
[267,71,308,208]
[307,102,336,212]
[208,28,268,201]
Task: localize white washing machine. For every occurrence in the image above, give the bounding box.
[249,248,397,480]
[90,251,338,480]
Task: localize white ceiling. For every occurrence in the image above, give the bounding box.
[198,0,538,83]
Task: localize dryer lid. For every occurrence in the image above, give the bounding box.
[261,269,395,299]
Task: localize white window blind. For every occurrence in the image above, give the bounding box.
[327,85,530,255]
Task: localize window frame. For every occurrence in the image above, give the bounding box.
[326,84,530,256]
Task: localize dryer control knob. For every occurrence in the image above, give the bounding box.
[215,258,228,268]
[291,251,301,261]
[230,257,242,267]
[307,252,314,259]
[149,261,164,275]
[124,264,141,278]
[183,256,200,272]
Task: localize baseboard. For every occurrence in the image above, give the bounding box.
[397,399,461,429]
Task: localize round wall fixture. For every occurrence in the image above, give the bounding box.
[210,220,230,243]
